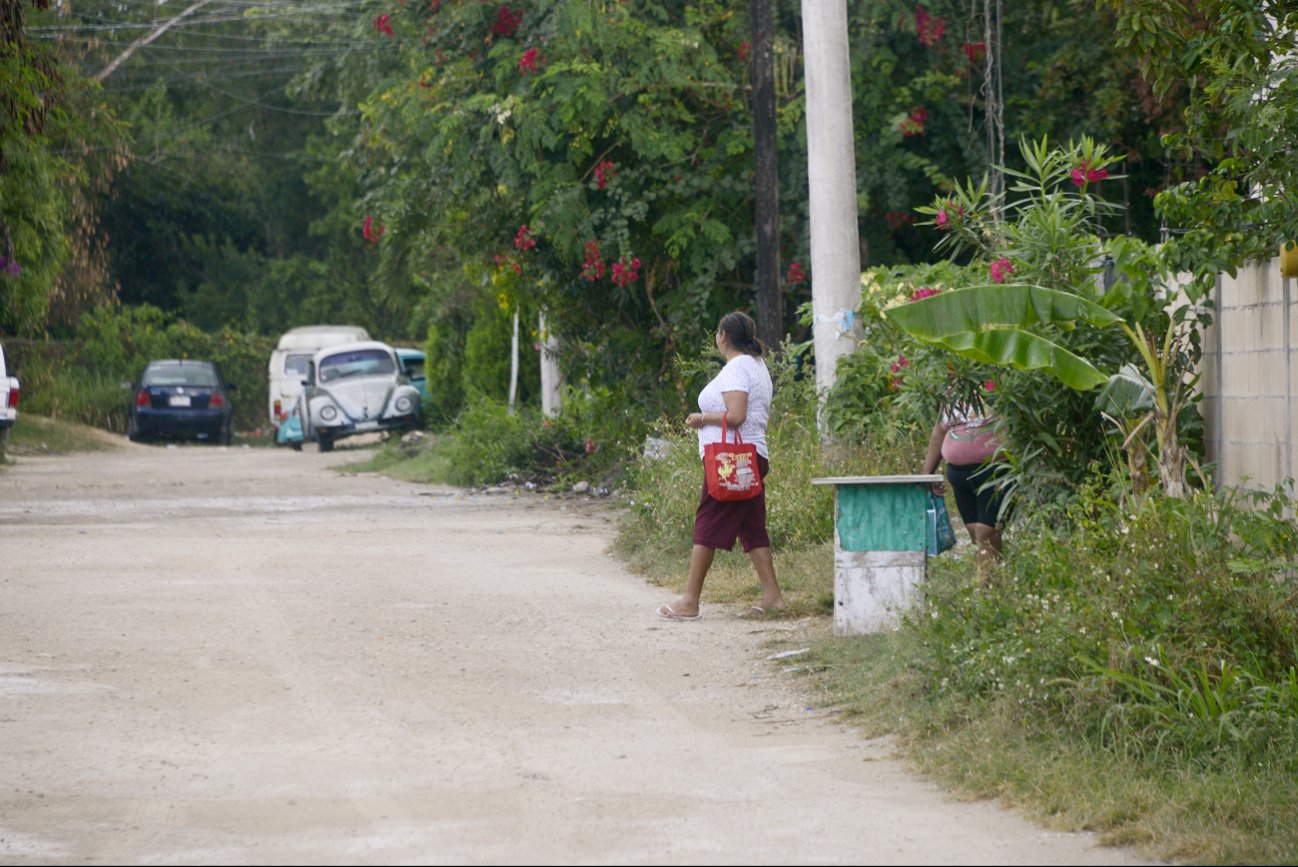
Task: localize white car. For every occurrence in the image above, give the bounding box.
[0,340,19,460]
[267,324,369,436]
[293,341,421,452]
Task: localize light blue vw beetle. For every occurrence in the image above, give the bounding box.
[277,341,421,452]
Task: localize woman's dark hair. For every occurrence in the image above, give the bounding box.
[717,311,764,357]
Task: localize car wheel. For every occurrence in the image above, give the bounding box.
[290,441,303,452]
[318,435,335,453]
[127,414,144,443]
[217,421,233,446]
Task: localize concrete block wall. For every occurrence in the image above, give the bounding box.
[1199,257,1296,492]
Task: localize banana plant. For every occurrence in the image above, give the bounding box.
[885,283,1123,391]
[889,281,1196,497]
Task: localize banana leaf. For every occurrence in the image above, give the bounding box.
[888,284,1122,391]
[1094,363,1155,417]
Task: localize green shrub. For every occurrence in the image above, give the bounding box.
[906,479,1298,770]
[16,304,274,433]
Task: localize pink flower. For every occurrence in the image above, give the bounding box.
[909,287,940,302]
[593,160,617,190]
[786,261,807,284]
[514,225,536,251]
[984,379,996,391]
[962,42,986,63]
[491,5,524,37]
[518,47,541,74]
[934,201,963,230]
[362,215,386,244]
[989,257,1015,284]
[737,41,751,61]
[374,13,394,36]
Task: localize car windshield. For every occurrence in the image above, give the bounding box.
[142,364,219,387]
[284,354,312,376]
[317,349,395,383]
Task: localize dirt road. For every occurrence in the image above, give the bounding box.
[0,441,1156,865]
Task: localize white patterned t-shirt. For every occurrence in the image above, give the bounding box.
[696,354,773,459]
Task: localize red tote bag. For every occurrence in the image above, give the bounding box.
[703,417,763,501]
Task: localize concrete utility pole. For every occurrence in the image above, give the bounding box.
[801,0,861,400]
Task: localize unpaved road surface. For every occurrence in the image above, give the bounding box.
[0,441,1158,866]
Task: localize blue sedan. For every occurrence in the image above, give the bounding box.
[127,360,235,445]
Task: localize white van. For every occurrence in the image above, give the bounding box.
[268,325,369,433]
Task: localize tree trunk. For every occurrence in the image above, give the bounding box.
[750,0,782,349]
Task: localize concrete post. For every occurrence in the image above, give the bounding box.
[539,311,563,418]
[801,0,861,400]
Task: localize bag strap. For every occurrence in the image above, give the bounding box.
[720,414,745,445]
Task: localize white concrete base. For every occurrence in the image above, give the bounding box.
[833,549,926,636]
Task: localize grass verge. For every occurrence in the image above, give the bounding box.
[3,413,118,458]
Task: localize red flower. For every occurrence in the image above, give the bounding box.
[914,5,945,46]
[518,47,542,74]
[593,160,617,190]
[428,0,440,10]
[984,379,996,391]
[611,256,641,287]
[737,40,751,61]
[1071,160,1109,188]
[962,42,986,63]
[885,211,913,230]
[989,257,1015,284]
[909,287,940,302]
[514,225,536,251]
[786,261,807,284]
[374,13,394,36]
[899,107,927,137]
[362,214,386,244]
[580,240,605,282]
[492,5,524,37]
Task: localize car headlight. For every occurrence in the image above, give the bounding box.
[394,395,413,414]
[320,404,338,422]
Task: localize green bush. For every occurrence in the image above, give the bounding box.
[907,479,1298,770]
[15,304,274,433]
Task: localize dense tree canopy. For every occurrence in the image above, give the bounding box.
[8,0,1190,414]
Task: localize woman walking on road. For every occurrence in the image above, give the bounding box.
[658,311,786,622]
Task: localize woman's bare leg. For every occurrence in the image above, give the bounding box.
[746,546,786,610]
[664,544,715,616]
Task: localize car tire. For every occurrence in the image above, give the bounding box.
[127,414,144,443]
[217,421,233,446]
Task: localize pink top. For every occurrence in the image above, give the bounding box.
[940,410,1002,466]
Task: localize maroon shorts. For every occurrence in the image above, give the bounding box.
[692,456,771,552]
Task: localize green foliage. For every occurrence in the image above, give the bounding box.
[18,304,274,433]
[1102,1,1298,282]
[908,479,1298,770]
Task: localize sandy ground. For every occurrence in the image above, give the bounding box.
[0,439,1162,866]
